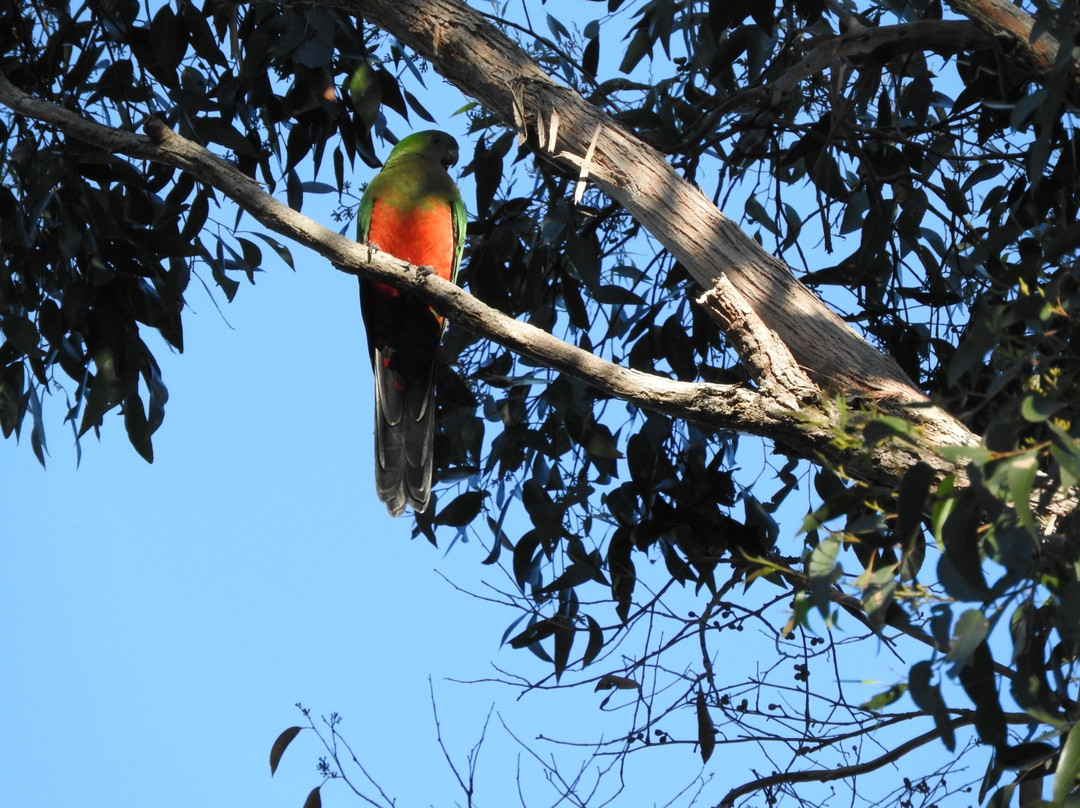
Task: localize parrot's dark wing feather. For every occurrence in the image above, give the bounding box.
[372,344,436,516]
[363,282,443,516]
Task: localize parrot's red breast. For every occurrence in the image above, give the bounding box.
[366,199,455,280]
[366,199,455,332]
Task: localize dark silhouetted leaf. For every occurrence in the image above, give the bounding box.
[595,674,639,691]
[509,616,558,649]
[939,490,988,598]
[985,784,1015,808]
[908,660,955,751]
[434,490,487,526]
[945,609,989,669]
[540,563,599,595]
[248,232,296,270]
[123,392,153,463]
[403,89,435,122]
[608,527,635,622]
[997,742,1056,771]
[583,36,599,80]
[896,461,933,580]
[553,619,573,680]
[512,530,544,591]
[958,641,1005,747]
[696,690,715,763]
[582,614,603,667]
[270,726,302,775]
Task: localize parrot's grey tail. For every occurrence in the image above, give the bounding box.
[372,347,436,517]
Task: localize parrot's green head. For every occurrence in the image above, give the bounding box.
[384,130,459,170]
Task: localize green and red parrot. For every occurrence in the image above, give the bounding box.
[357,130,466,516]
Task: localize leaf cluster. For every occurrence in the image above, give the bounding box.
[0,0,419,460]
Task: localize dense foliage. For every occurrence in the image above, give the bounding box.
[4,0,1080,805]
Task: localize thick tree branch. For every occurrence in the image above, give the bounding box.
[946,0,1063,76]
[697,279,817,409]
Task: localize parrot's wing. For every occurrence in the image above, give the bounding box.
[450,189,467,284]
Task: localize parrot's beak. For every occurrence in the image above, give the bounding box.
[442,146,459,169]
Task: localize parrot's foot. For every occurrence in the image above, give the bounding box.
[417,264,435,277]
[366,243,380,261]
